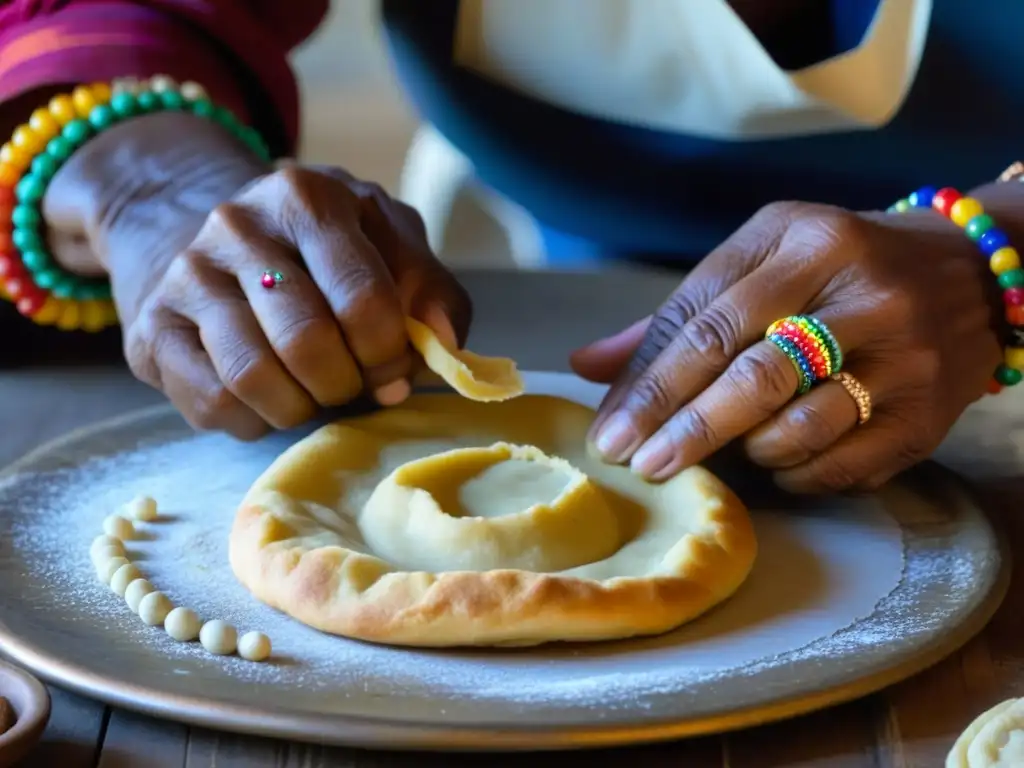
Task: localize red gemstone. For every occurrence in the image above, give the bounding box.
[16,286,46,315]
[1005,287,1024,306]
[932,187,962,218]
[260,272,276,289]
[987,379,1004,395]
[0,252,23,279]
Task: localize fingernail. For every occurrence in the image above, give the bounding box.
[374,378,411,406]
[593,413,640,463]
[424,304,458,348]
[630,433,675,480]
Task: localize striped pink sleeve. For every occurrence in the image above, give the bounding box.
[0,0,329,155]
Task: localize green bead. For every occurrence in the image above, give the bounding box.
[158,90,186,111]
[15,174,45,204]
[77,280,111,300]
[893,199,912,213]
[12,228,42,252]
[109,92,139,118]
[965,214,996,241]
[11,205,40,230]
[998,269,1024,289]
[212,105,237,128]
[30,153,57,182]
[46,136,73,162]
[51,278,78,299]
[61,119,92,145]
[136,91,160,112]
[190,98,215,119]
[995,364,1023,387]
[88,104,118,131]
[20,248,50,272]
[33,268,62,290]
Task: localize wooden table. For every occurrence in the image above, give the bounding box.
[3,270,1023,767]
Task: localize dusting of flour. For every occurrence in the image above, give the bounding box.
[0,373,999,722]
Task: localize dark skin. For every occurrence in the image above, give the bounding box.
[10,0,1021,493]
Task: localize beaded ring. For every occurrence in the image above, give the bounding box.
[765,315,843,394]
[888,186,1022,393]
[0,75,272,332]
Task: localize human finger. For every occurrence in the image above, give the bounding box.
[570,316,652,383]
[744,364,880,469]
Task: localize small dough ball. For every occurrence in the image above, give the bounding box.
[96,556,130,584]
[109,563,142,596]
[0,696,13,735]
[164,607,202,642]
[199,620,237,656]
[90,534,125,560]
[102,514,135,540]
[138,592,173,626]
[90,544,125,568]
[238,631,272,662]
[124,495,158,522]
[124,579,154,613]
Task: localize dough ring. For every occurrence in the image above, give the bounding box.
[230,322,756,647]
[948,698,1024,767]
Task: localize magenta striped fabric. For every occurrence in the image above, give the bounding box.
[0,0,330,154]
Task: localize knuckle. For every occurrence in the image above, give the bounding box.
[730,350,794,405]
[671,408,719,452]
[784,403,841,452]
[809,452,860,492]
[219,346,267,397]
[628,369,678,419]
[680,306,742,365]
[274,313,338,362]
[205,202,254,242]
[189,386,237,431]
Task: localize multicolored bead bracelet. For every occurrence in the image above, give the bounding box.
[888,186,1023,393]
[0,75,271,331]
[765,315,843,394]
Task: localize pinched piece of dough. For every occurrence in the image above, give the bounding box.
[948,698,1024,767]
[406,317,523,401]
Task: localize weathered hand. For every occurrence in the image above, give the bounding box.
[571,201,1002,493]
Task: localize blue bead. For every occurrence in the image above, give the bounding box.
[980,228,1011,256]
[908,186,938,208]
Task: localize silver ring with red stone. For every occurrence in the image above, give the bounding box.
[260,270,284,289]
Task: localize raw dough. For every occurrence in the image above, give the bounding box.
[405,317,523,401]
[109,563,142,596]
[238,631,272,662]
[200,620,237,655]
[96,556,130,584]
[124,495,158,522]
[138,592,172,626]
[103,514,135,540]
[948,698,1024,767]
[124,579,154,613]
[164,607,201,642]
[230,394,755,647]
[90,534,125,560]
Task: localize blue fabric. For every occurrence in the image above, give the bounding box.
[381,0,1016,262]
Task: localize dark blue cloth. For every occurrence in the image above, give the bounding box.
[381,0,1016,263]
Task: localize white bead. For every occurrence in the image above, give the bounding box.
[199,620,237,656]
[124,495,158,522]
[102,514,135,540]
[138,592,173,626]
[179,81,207,101]
[237,632,272,662]
[112,77,142,95]
[148,75,177,93]
[124,579,154,613]
[96,556,130,584]
[109,564,142,596]
[90,535,124,559]
[164,608,202,642]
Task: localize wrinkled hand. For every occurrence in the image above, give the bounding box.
[571,202,1002,493]
[123,165,470,439]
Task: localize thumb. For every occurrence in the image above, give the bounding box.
[570,316,651,383]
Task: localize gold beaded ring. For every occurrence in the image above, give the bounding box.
[830,371,872,425]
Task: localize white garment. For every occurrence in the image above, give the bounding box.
[453,0,931,140]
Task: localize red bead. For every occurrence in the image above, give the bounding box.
[260,272,276,289]
[1005,287,1024,306]
[0,252,24,279]
[0,185,16,210]
[15,287,46,315]
[1008,305,1024,326]
[0,230,14,253]
[932,187,962,218]
[988,379,1004,395]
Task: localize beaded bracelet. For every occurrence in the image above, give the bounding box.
[765,315,843,394]
[0,75,271,332]
[888,186,1022,393]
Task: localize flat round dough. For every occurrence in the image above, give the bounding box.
[230,394,755,647]
[948,698,1024,767]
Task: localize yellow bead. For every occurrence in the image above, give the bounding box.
[0,142,30,171]
[990,247,1022,275]
[100,300,119,326]
[56,301,81,331]
[0,163,20,187]
[90,81,112,104]
[950,197,985,228]
[71,85,98,118]
[33,298,63,325]
[28,108,60,143]
[80,300,106,332]
[11,125,42,154]
[48,94,77,125]
[1006,347,1024,372]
